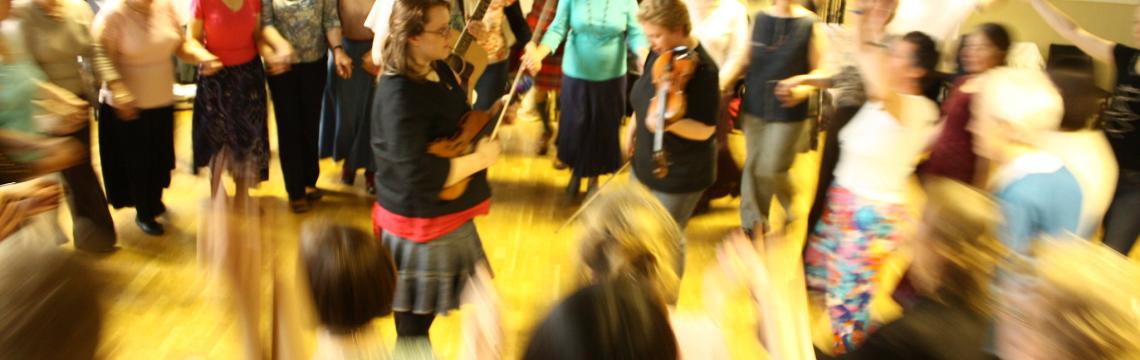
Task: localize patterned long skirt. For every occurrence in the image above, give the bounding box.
[804,184,908,354]
[192,58,270,180]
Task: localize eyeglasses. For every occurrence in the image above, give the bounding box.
[424,26,451,38]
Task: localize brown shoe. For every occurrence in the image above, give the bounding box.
[537,131,553,156]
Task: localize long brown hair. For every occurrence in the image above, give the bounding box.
[382,0,450,78]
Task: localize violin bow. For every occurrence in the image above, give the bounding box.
[489,0,557,140]
[554,161,631,234]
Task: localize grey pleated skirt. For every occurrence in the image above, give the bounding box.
[381,221,488,315]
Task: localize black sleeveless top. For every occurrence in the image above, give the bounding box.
[741,12,816,124]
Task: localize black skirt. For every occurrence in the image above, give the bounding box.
[556,75,626,177]
[97,104,174,210]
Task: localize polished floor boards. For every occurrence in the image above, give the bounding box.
[62,103,1127,359]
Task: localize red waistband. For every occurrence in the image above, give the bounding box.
[371,200,491,242]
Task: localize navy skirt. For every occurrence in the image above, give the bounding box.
[556,75,626,177]
[319,38,376,172]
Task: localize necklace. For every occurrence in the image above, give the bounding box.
[585,0,610,34]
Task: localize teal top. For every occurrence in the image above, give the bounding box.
[539,0,647,81]
[0,61,44,134]
[1,23,44,134]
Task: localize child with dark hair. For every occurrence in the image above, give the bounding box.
[300,220,397,359]
[522,278,679,360]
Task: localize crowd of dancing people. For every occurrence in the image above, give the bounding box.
[1,0,1139,357]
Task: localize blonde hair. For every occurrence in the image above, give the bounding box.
[637,0,691,35]
[576,184,682,305]
[922,177,1005,316]
[1011,238,1140,360]
[382,0,450,79]
[974,67,1064,146]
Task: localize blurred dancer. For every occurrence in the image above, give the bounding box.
[918,23,1011,185]
[683,0,747,214]
[93,0,219,235]
[1028,0,1140,256]
[994,237,1140,359]
[1040,69,1117,239]
[300,220,397,359]
[724,0,825,234]
[968,67,1081,254]
[521,0,648,197]
[262,0,349,212]
[320,0,378,192]
[627,0,718,278]
[0,239,104,359]
[187,0,292,199]
[521,0,562,156]
[803,1,941,351]
[370,0,502,353]
[13,0,119,251]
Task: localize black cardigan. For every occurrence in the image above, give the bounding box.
[370,61,491,218]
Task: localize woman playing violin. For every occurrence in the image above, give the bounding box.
[369,0,501,348]
[627,0,719,281]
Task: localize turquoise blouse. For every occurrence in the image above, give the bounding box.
[539,0,647,81]
[2,24,48,133]
[0,61,45,134]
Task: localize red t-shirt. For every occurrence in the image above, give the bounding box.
[192,0,260,66]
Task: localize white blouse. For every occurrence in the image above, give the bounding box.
[684,0,749,74]
[834,95,940,204]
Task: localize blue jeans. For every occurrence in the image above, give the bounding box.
[1103,169,1140,256]
[474,60,509,111]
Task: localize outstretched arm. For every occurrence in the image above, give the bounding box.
[1026,0,1115,64]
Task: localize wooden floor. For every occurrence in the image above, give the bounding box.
[53,103,1135,359]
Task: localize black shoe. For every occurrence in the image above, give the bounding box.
[305,188,324,201]
[136,217,165,236]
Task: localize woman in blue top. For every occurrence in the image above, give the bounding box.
[521,0,647,196]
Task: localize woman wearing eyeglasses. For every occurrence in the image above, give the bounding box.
[369,0,502,352]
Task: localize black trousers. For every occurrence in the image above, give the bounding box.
[267,58,327,200]
[394,312,436,337]
[98,104,174,219]
[63,125,117,250]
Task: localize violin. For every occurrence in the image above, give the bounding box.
[648,46,697,179]
[426,0,556,201]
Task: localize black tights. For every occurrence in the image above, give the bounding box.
[394,312,436,337]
